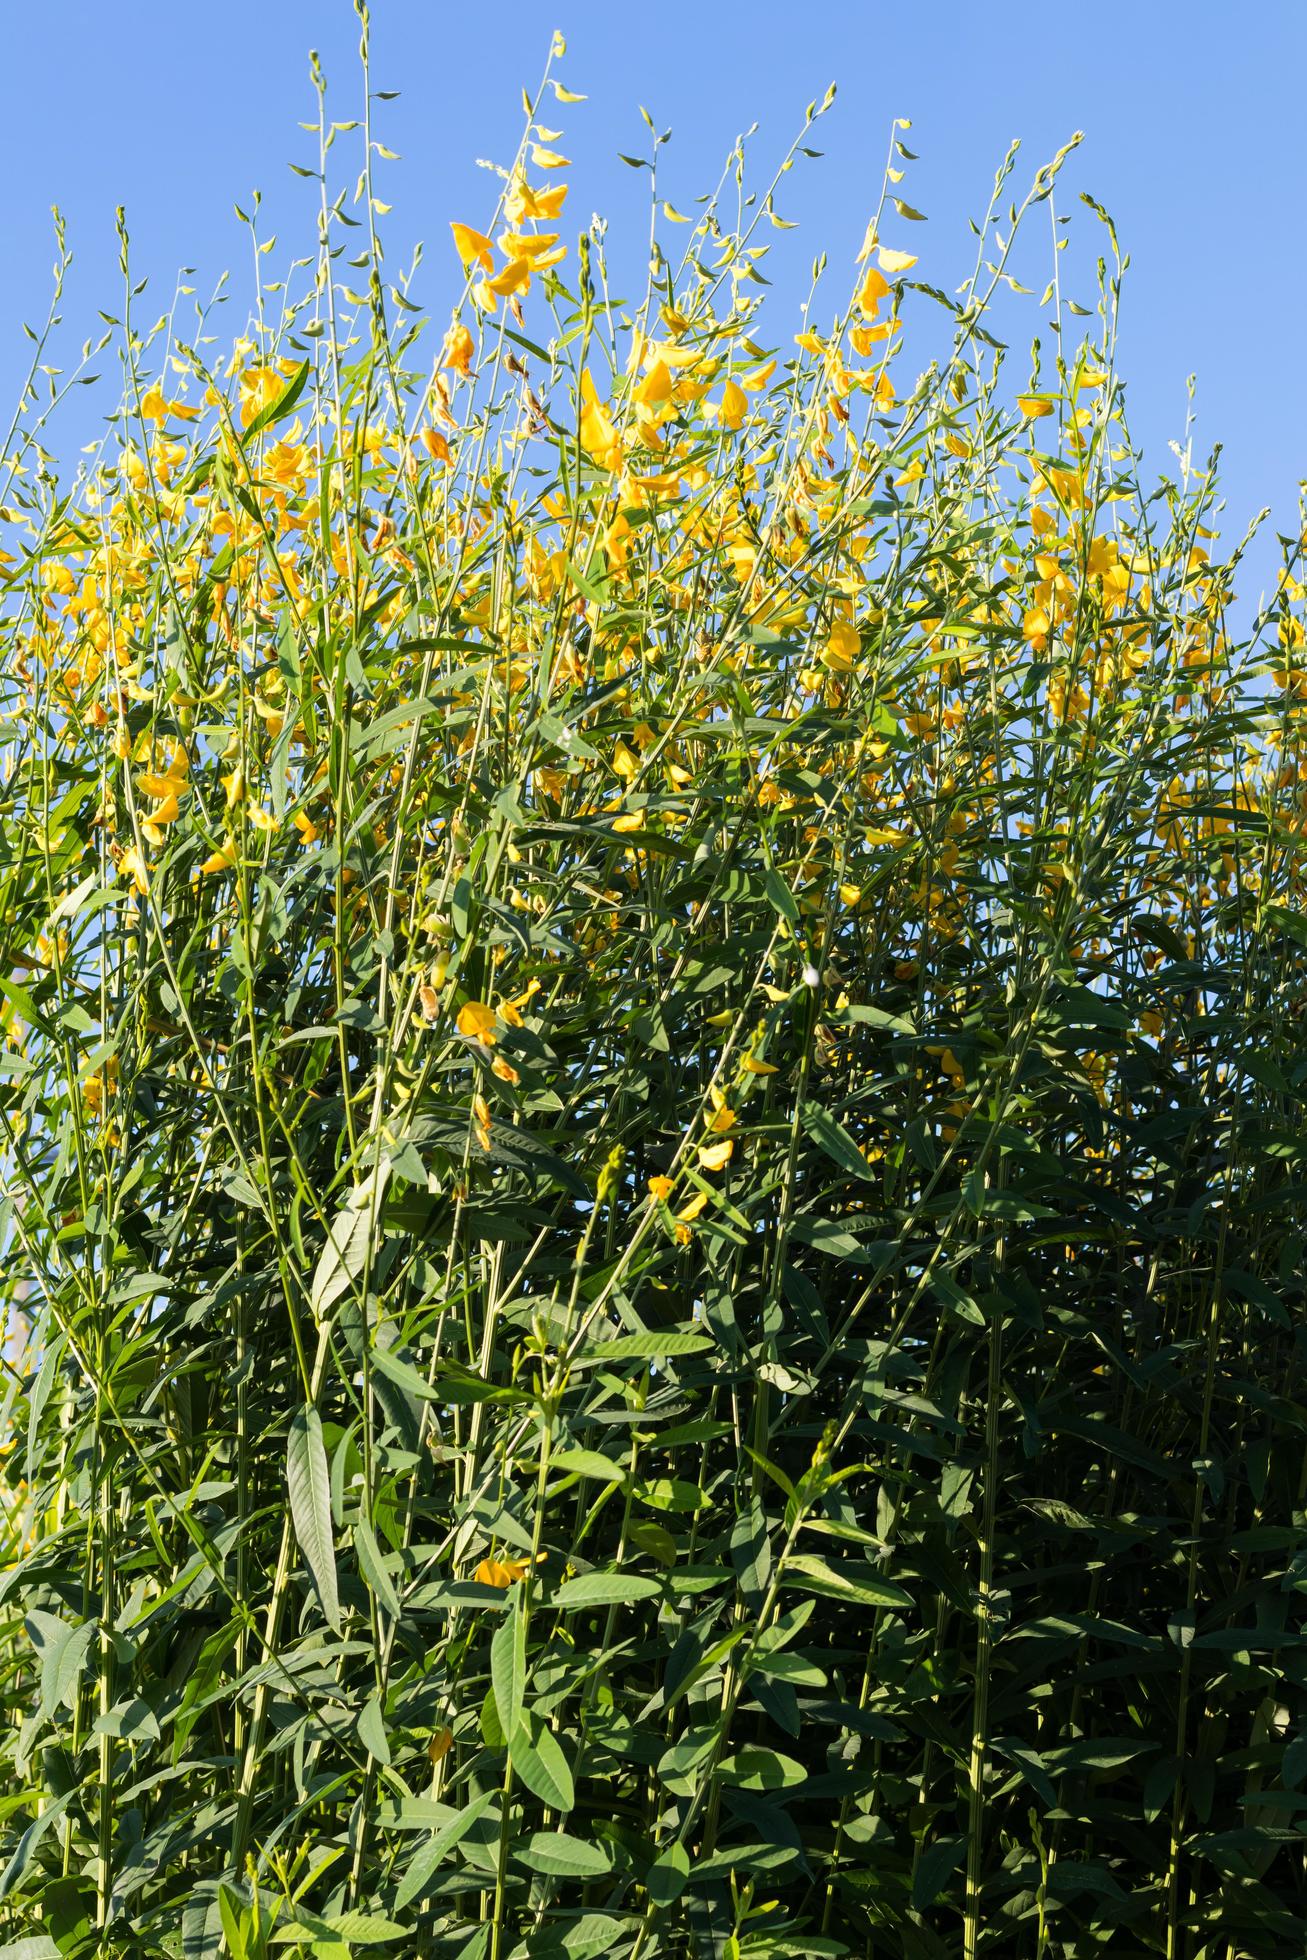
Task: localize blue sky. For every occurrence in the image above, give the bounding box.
[6,1,1304,606]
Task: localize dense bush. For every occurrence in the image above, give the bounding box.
[2,24,1306,1960]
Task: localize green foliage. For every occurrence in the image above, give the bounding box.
[1,29,1306,1960]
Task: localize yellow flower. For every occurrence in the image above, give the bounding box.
[486,257,531,300]
[647,1175,675,1202]
[475,1556,530,1588]
[427,1726,454,1764]
[676,1190,708,1223]
[716,380,747,431]
[822,618,861,671]
[200,841,237,876]
[504,979,540,1022]
[1023,605,1051,652]
[497,229,562,265]
[611,740,641,785]
[698,1138,734,1171]
[877,246,918,274]
[441,322,474,376]
[144,790,182,826]
[456,1000,499,1047]
[118,847,149,896]
[741,1053,778,1074]
[1017,395,1055,420]
[450,222,494,271]
[505,174,568,222]
[84,1057,119,1115]
[237,363,294,426]
[635,360,673,409]
[579,370,621,471]
[856,267,891,318]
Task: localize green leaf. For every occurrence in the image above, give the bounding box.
[512,1713,575,1811]
[353,1515,403,1619]
[218,1885,250,1960]
[368,1339,441,1403]
[762,867,799,924]
[552,1572,662,1609]
[321,1910,411,1942]
[912,1835,965,1911]
[357,1692,390,1765]
[288,1407,340,1633]
[25,1611,93,1720]
[628,1520,678,1566]
[491,1594,527,1741]
[634,1477,709,1514]
[91,1695,160,1744]
[516,1830,614,1878]
[567,558,609,606]
[580,1329,713,1363]
[644,1840,691,1906]
[393,1790,498,1909]
[243,356,312,437]
[0,1795,71,1904]
[781,1553,911,1610]
[802,1100,875,1181]
[550,1446,628,1483]
[717,1747,807,1789]
[481,1681,506,1750]
[310,1180,379,1321]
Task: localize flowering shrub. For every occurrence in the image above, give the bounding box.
[1,22,1306,1960]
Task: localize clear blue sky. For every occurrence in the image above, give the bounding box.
[6,1,1305,607]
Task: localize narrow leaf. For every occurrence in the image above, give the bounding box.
[288,1407,340,1632]
[394,1790,497,1910]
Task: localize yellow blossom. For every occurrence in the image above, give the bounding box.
[456,1000,499,1047]
[475,1556,530,1588]
[200,841,237,876]
[579,369,621,471]
[612,740,641,784]
[857,267,891,318]
[441,322,474,376]
[118,847,149,896]
[716,380,747,431]
[450,222,494,271]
